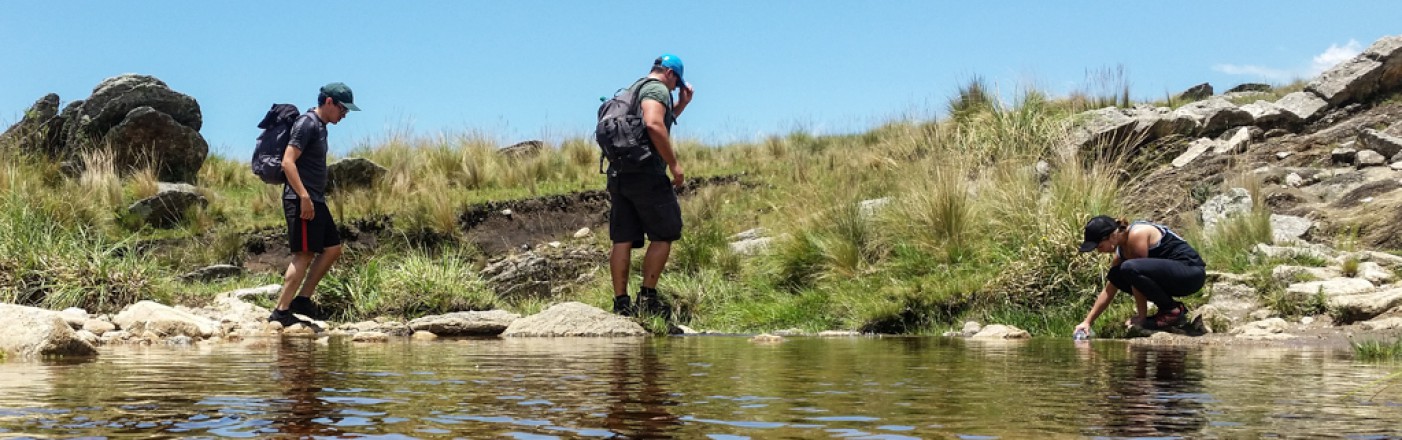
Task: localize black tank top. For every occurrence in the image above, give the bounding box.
[1117,222,1206,267]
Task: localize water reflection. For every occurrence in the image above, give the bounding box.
[0,337,1397,438]
[602,341,681,439]
[271,339,342,437]
[1097,346,1208,438]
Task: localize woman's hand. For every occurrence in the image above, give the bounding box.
[1073,322,1091,337]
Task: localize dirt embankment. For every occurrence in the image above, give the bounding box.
[224,174,747,273]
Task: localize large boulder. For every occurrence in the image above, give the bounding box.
[0,93,61,155]
[1308,57,1386,105]
[1364,35,1402,93]
[126,182,207,228]
[1329,287,1402,323]
[1275,91,1330,124]
[102,106,208,182]
[0,304,99,358]
[112,301,219,338]
[408,310,521,336]
[1169,98,1252,137]
[501,302,648,337]
[327,157,387,193]
[1239,100,1293,129]
[1131,106,1198,140]
[1066,107,1141,153]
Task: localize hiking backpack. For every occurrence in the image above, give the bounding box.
[595,78,661,173]
[250,103,302,184]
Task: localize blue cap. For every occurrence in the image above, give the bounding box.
[655,53,685,86]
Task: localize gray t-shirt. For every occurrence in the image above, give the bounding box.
[282,111,329,202]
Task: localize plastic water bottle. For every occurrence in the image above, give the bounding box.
[1073,328,1092,341]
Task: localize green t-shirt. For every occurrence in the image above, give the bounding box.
[616,77,673,176]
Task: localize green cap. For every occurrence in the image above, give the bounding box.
[320,82,360,111]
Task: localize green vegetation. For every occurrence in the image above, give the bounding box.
[1353,337,1402,361]
[0,77,1308,336]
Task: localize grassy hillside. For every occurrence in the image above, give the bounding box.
[0,82,1278,336]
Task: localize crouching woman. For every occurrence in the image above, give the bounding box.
[1072,215,1207,335]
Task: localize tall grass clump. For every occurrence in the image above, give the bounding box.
[1353,337,1402,361]
[317,249,495,321]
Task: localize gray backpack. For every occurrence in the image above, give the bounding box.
[595,78,660,173]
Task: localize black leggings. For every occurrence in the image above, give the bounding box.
[1106,258,1207,311]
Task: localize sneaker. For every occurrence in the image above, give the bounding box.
[613,295,635,317]
[637,292,669,318]
[1145,304,1188,330]
[267,309,303,327]
[289,296,320,319]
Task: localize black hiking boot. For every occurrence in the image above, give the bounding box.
[268,308,303,327]
[289,296,320,320]
[637,288,670,319]
[613,294,635,317]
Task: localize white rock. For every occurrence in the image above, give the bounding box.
[501,302,648,337]
[970,324,1030,339]
[1270,214,1313,243]
[1285,277,1375,297]
[573,227,592,238]
[352,331,391,343]
[113,301,219,338]
[1284,173,1304,187]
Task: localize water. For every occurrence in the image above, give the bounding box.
[0,337,1399,439]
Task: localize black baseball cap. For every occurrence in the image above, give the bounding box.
[320,82,360,111]
[1078,215,1119,252]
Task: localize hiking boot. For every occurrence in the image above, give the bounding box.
[268,309,303,327]
[637,292,669,318]
[1145,304,1188,330]
[613,295,635,317]
[289,296,320,320]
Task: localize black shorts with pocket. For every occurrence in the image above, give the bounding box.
[284,199,342,253]
[608,173,682,248]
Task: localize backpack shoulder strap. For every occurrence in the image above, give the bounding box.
[628,77,663,116]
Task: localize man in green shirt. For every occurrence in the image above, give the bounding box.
[608,53,694,316]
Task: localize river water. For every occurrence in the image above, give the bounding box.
[0,337,1398,439]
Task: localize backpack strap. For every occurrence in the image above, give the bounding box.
[627,77,663,116]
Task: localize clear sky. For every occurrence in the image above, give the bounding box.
[2,2,1400,158]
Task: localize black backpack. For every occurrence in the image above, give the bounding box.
[251,104,301,184]
[595,78,661,173]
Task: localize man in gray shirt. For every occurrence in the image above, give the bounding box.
[270,82,360,326]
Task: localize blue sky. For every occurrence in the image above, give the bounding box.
[2,2,1400,158]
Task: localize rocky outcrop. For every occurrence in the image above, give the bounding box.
[126,182,207,228]
[179,264,244,283]
[501,302,648,337]
[407,310,521,336]
[2,74,209,182]
[327,157,386,193]
[1199,188,1253,232]
[499,140,544,159]
[0,93,61,155]
[0,304,99,358]
[1177,82,1213,101]
[481,244,603,297]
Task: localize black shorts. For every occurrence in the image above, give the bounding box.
[284,199,341,253]
[608,173,682,248]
